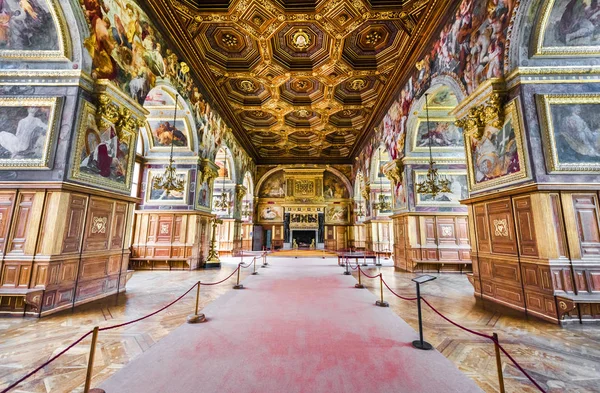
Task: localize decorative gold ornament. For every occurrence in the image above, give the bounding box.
[240,80,256,92]
[455,93,504,140]
[222,33,238,47]
[296,109,310,118]
[348,78,367,91]
[291,29,311,50]
[493,219,509,237]
[365,31,382,45]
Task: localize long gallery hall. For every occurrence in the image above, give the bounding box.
[0,0,599,392]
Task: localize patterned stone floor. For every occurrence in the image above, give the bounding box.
[0,257,598,392]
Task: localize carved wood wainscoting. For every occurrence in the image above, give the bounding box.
[392,213,471,273]
[464,188,600,324]
[0,188,136,317]
[216,218,241,257]
[348,224,366,250]
[241,222,253,251]
[324,225,348,251]
[131,211,213,270]
[364,219,394,254]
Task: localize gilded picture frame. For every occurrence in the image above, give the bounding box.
[0,0,71,61]
[70,100,137,193]
[146,117,193,152]
[465,98,530,193]
[411,117,464,152]
[413,169,468,206]
[145,169,190,205]
[0,96,61,169]
[531,0,600,57]
[536,94,600,173]
[325,203,349,224]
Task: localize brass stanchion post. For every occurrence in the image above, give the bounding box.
[344,260,351,275]
[355,266,364,288]
[493,333,506,393]
[375,273,389,307]
[234,264,244,289]
[84,326,105,393]
[261,252,267,268]
[252,257,258,275]
[187,281,206,323]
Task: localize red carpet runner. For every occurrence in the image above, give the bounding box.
[100,258,482,393]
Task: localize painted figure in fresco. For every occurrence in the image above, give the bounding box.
[472,120,519,183]
[80,119,126,179]
[0,106,47,159]
[417,121,463,148]
[0,0,58,50]
[558,105,600,160]
[152,120,187,147]
[261,206,278,220]
[557,0,600,45]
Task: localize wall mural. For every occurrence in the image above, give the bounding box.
[259,171,285,198]
[146,169,189,204]
[535,0,600,55]
[393,176,408,210]
[325,205,348,224]
[71,100,137,192]
[0,97,59,168]
[465,98,528,192]
[79,0,236,161]
[414,119,463,149]
[0,0,63,57]
[197,180,211,209]
[414,171,468,205]
[147,119,189,149]
[537,94,600,172]
[355,0,518,194]
[259,204,283,221]
[323,172,349,199]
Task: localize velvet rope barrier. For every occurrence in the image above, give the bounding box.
[1,265,244,393]
[420,297,546,393]
[358,267,380,279]
[240,260,254,269]
[381,278,418,302]
[0,330,93,393]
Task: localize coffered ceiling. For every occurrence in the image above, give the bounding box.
[145,0,447,164]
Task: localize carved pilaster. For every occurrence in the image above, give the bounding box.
[453,78,506,140]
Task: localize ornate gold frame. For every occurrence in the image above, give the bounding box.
[71,100,137,193]
[0,0,71,61]
[325,203,349,224]
[413,169,467,206]
[145,117,193,152]
[411,117,463,152]
[145,169,190,205]
[256,203,284,223]
[536,93,600,173]
[532,0,600,57]
[464,98,530,193]
[0,96,60,169]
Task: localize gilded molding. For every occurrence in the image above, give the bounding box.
[456,93,504,140]
[382,159,404,184]
[199,159,219,185]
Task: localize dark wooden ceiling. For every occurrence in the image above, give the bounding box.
[144,0,454,164]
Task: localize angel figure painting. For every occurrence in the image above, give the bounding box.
[79,113,130,184]
[148,119,188,148]
[0,105,49,161]
[470,118,520,184]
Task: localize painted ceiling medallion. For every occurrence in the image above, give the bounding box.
[291,29,311,50]
[348,79,367,91]
[343,109,356,116]
[365,31,382,45]
[239,80,257,92]
[296,109,310,118]
[221,33,238,47]
[252,16,264,26]
[253,110,266,117]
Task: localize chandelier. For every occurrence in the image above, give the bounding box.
[416,93,451,198]
[242,193,252,218]
[152,94,185,196]
[372,149,391,212]
[214,150,229,211]
[356,181,365,218]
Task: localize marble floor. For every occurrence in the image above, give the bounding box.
[0,257,598,392]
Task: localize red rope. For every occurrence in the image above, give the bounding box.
[349,263,359,271]
[201,266,241,286]
[240,260,254,269]
[358,267,380,279]
[420,297,546,392]
[381,279,418,301]
[0,330,93,393]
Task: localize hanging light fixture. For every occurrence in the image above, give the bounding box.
[242,192,252,218]
[214,150,229,211]
[356,179,365,218]
[372,149,391,213]
[153,94,185,195]
[416,93,451,198]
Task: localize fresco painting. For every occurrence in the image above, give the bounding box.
[393,176,407,210]
[259,205,283,221]
[415,119,463,148]
[0,103,53,166]
[323,172,349,199]
[415,173,468,205]
[146,170,188,204]
[542,0,600,48]
[550,103,600,164]
[148,119,188,149]
[0,0,59,51]
[259,171,285,198]
[326,205,348,224]
[197,180,211,208]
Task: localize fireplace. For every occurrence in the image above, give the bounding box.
[292,230,316,248]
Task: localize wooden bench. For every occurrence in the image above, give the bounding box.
[337,253,378,266]
[412,260,471,273]
[129,257,191,271]
[0,288,44,317]
[555,293,600,323]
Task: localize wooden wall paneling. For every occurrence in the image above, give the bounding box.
[571,194,600,259]
[487,199,518,255]
[474,203,491,253]
[83,198,114,252]
[513,196,539,258]
[550,193,568,259]
[110,202,128,250]
[6,191,45,256]
[62,194,89,254]
[0,191,16,255]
